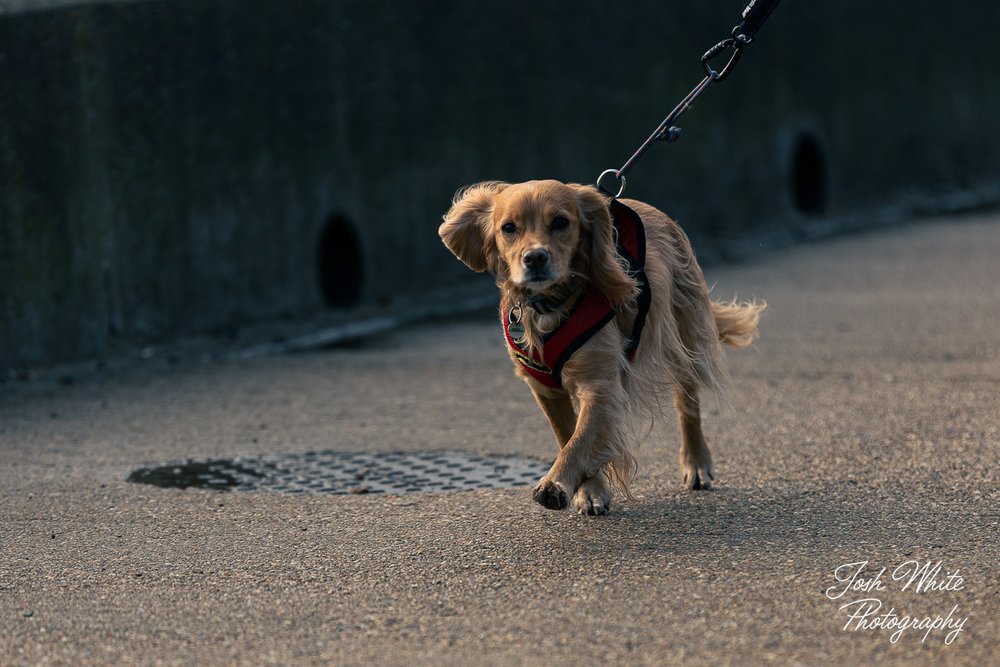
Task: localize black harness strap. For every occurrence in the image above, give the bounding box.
[609,199,651,362]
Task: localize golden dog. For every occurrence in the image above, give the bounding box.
[439,180,763,514]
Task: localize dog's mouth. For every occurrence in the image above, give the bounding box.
[524,281,578,313]
[511,270,579,314]
[518,268,558,288]
[522,276,554,289]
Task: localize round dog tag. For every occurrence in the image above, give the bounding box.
[507,320,525,341]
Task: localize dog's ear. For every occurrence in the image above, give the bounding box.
[439,182,508,273]
[575,185,637,307]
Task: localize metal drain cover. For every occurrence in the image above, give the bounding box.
[126,450,550,495]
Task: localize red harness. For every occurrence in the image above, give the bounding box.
[501,199,651,390]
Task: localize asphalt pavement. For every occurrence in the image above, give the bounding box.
[1,211,998,665]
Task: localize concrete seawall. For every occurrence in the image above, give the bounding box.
[3,0,999,368]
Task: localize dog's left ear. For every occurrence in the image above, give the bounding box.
[575,185,637,307]
[439,181,508,273]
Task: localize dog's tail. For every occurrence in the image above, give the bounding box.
[711,299,765,348]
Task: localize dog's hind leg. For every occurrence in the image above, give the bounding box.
[675,383,714,490]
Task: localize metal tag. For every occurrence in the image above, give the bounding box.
[507,320,525,342]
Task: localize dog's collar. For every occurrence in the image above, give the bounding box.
[522,283,577,315]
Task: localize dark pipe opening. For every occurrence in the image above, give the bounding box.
[317,215,363,307]
[791,133,827,215]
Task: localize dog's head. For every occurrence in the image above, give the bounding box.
[439,180,636,306]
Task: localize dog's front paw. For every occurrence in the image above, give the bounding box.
[682,463,714,490]
[573,476,612,516]
[532,479,569,510]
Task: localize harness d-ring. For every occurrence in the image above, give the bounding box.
[596,169,626,198]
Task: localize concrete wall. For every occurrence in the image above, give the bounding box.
[3,0,999,368]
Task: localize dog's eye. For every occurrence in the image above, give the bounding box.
[501,221,517,235]
[551,216,570,231]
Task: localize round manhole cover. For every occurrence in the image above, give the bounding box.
[126,450,550,495]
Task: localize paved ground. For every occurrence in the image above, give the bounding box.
[2,211,998,665]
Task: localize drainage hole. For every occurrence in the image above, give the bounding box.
[790,133,828,215]
[317,215,364,307]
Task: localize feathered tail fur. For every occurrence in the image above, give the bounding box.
[711,299,765,348]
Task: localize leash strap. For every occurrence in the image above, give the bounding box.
[596,0,781,198]
[734,0,783,43]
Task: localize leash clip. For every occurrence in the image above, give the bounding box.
[595,0,780,193]
[702,37,744,81]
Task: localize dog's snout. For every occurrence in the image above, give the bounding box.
[522,248,550,270]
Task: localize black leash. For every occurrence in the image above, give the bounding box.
[597,0,782,198]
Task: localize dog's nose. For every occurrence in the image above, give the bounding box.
[522,248,549,270]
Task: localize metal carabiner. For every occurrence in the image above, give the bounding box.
[701,37,744,82]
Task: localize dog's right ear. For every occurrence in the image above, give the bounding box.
[439,182,508,273]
